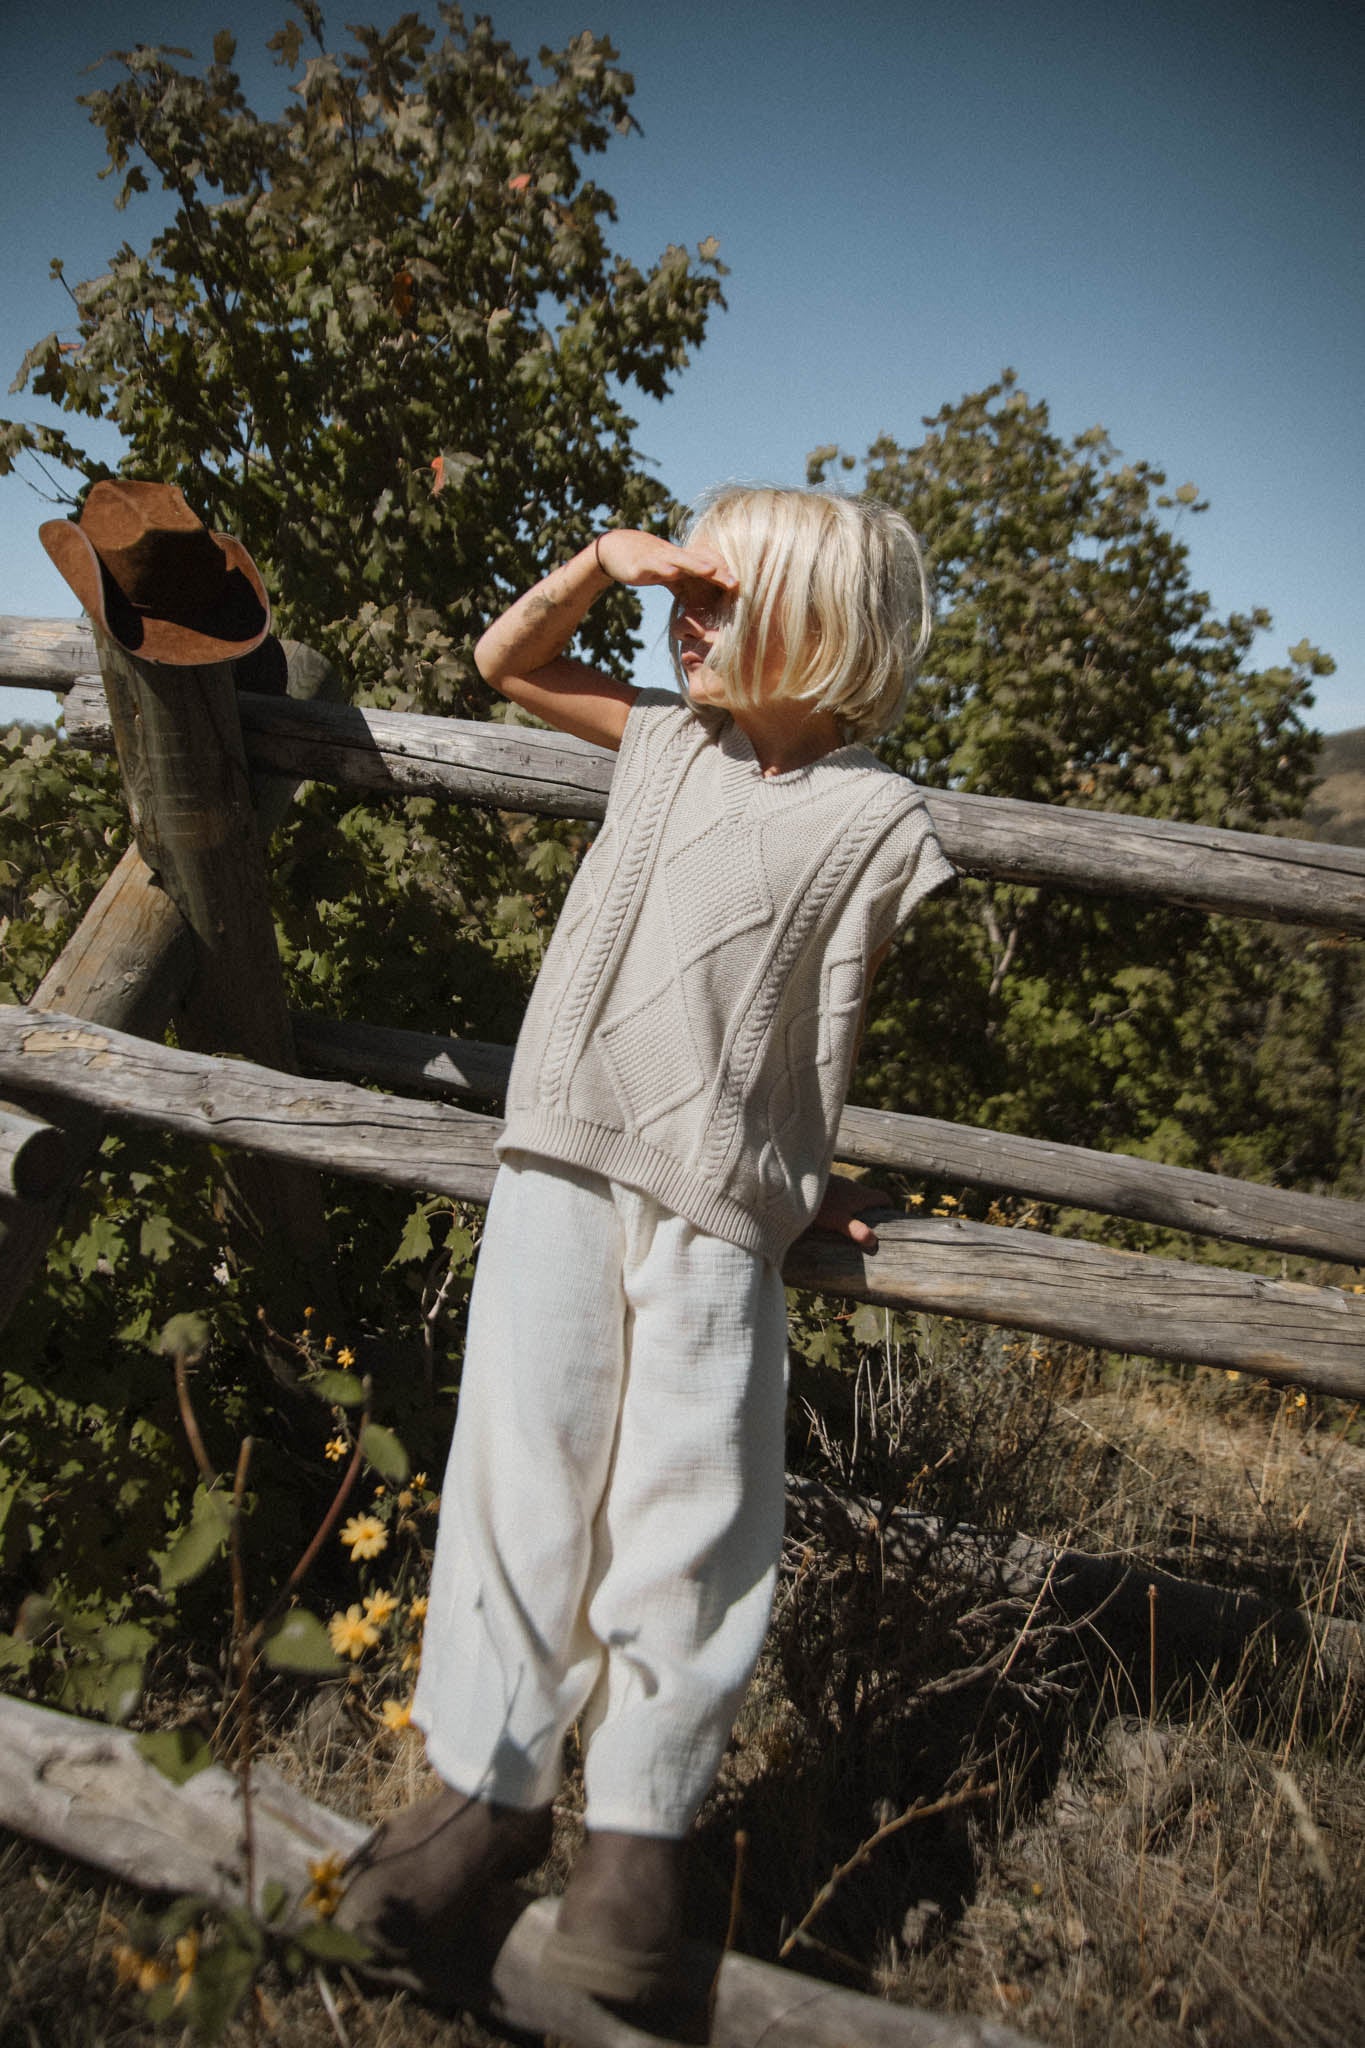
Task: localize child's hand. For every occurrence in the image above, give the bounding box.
[809,1176,896,1254]
[596,529,738,602]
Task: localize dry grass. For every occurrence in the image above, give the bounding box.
[695,1324,1365,2045]
[2,1319,1362,2044]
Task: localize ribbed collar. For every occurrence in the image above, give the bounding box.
[715,713,876,801]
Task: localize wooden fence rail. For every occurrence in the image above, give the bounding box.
[291,1013,1365,1265]
[5,617,1364,932]
[4,609,1363,1393]
[59,673,1365,934]
[0,1104,66,1202]
[4,1008,1362,1396]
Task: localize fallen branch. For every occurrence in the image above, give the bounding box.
[0,1694,1034,2048]
[785,1476,1365,1683]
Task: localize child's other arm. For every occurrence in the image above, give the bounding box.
[810,942,896,1252]
[474,531,736,752]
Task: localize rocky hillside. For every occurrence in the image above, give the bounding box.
[1305,726,1365,846]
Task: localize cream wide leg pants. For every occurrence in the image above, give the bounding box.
[411,1155,790,1837]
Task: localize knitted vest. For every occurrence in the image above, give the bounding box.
[498,690,956,1265]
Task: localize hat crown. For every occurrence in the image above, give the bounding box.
[80,480,227,615]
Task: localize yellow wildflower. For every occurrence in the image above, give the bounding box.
[407,1595,429,1624]
[304,1852,346,1919]
[111,1942,141,1990]
[372,1484,386,1500]
[328,1604,380,1659]
[324,1333,335,1352]
[401,1644,422,1672]
[337,1346,357,1367]
[398,1489,414,1509]
[304,1305,314,1319]
[412,1472,429,1489]
[340,1513,388,1560]
[380,1698,413,1733]
[362,1588,399,1626]
[938,1193,959,1209]
[112,1943,170,1994]
[172,1928,200,2007]
[324,1436,347,1463]
[906,1192,924,1207]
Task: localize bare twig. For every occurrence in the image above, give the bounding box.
[229,1436,257,1916]
[173,1347,218,1490]
[710,1829,748,2028]
[778,1779,998,1959]
[247,1379,373,1649]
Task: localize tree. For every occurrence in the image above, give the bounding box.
[1,3,731,1037]
[0,7,727,1677]
[4,3,723,708]
[813,376,1356,1214]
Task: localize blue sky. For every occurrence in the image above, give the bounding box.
[2,0,1361,735]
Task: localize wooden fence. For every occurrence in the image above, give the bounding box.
[3,612,1364,1397]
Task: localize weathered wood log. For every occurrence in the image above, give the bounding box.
[92,633,300,1067]
[0,1695,1032,2048]
[0,846,195,1333]
[791,1222,1365,1400]
[0,613,96,690]
[0,643,342,1338]
[28,845,194,1038]
[785,1476,1365,1683]
[0,1103,67,1201]
[3,1009,1363,1395]
[58,670,1365,934]
[92,628,333,1311]
[63,671,616,820]
[0,1006,501,1199]
[835,1105,1365,1266]
[290,1012,1365,1267]
[245,638,347,839]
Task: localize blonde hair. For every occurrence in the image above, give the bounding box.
[670,485,932,744]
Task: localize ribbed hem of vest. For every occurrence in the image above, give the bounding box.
[496,1112,795,1271]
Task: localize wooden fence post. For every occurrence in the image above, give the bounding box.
[0,639,345,1342]
[91,627,335,1330]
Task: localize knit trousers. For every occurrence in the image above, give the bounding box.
[411,1154,789,1837]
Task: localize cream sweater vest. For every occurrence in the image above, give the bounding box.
[498,690,956,1266]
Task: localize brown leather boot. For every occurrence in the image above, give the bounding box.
[336,1784,553,1954]
[541,1829,689,2006]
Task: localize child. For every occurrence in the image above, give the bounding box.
[341,486,956,2008]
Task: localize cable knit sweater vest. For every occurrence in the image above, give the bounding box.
[498,689,957,1266]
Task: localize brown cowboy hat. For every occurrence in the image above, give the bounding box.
[40,479,270,666]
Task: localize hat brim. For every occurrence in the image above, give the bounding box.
[39,519,271,667]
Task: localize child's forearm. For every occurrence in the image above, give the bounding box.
[474,543,612,697]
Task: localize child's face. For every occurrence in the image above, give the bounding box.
[672,583,730,705]
[673,580,787,708]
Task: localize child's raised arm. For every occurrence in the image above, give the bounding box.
[474,530,737,751]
